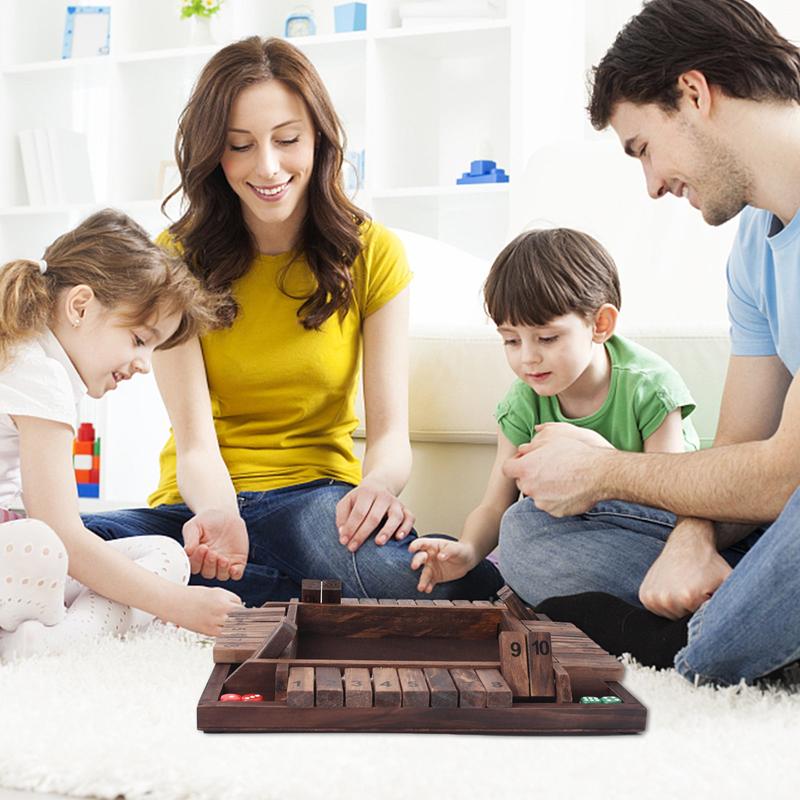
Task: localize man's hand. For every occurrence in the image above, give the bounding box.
[639,521,732,619]
[503,435,609,517]
[336,477,415,552]
[182,509,249,581]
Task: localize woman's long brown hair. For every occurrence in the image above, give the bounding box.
[165,36,368,330]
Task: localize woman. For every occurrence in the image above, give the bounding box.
[83,37,502,604]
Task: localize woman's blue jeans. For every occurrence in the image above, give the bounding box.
[82,479,503,606]
[498,490,800,686]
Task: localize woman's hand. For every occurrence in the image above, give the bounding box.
[182,509,249,581]
[336,477,415,552]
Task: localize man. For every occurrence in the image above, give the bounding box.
[498,0,800,686]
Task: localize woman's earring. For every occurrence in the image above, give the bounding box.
[72,318,80,328]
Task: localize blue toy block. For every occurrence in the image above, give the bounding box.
[469,160,496,176]
[334,3,367,33]
[77,482,100,498]
[457,168,509,184]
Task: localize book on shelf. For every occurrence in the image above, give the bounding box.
[16,128,95,207]
[17,130,44,206]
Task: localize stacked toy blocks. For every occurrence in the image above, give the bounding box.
[74,422,100,498]
[456,159,509,184]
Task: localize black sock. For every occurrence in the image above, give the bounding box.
[535,592,689,670]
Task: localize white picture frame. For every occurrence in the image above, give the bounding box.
[62,6,111,59]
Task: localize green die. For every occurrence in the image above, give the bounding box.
[579,696,602,704]
[601,696,622,704]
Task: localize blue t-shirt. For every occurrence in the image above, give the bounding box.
[727,206,800,374]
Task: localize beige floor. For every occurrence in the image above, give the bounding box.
[0,791,74,800]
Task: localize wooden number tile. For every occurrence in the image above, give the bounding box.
[287,667,314,708]
[499,631,530,697]
[253,619,298,659]
[398,668,430,707]
[321,579,342,604]
[301,579,322,603]
[553,661,572,703]
[527,631,555,698]
[450,668,486,708]
[397,599,417,607]
[315,667,344,708]
[476,669,513,708]
[344,668,373,708]
[372,668,402,707]
[424,668,458,708]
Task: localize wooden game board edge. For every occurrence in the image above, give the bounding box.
[197,666,647,735]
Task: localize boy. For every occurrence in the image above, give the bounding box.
[410,227,698,593]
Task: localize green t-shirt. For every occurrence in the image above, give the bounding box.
[495,335,699,452]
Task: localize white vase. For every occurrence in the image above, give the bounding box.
[189,16,214,46]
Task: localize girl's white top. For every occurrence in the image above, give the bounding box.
[0,329,86,509]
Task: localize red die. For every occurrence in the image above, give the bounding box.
[241,693,264,702]
[219,693,242,702]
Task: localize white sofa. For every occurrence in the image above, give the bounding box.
[100,142,737,533]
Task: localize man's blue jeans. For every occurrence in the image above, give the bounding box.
[498,489,800,686]
[82,479,503,606]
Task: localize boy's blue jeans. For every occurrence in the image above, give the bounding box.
[82,479,503,606]
[498,489,800,686]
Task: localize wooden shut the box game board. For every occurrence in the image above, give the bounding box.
[197,581,646,735]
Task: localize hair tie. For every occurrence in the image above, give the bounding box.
[37,259,48,275]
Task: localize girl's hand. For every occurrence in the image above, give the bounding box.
[182,510,249,581]
[336,478,415,552]
[168,585,242,637]
[529,422,614,450]
[409,538,478,593]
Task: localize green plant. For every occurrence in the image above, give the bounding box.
[180,0,224,19]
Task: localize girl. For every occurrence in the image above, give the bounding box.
[0,209,241,660]
[83,37,502,602]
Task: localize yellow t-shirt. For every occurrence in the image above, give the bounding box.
[148,221,411,506]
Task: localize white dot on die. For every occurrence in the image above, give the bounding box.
[42,548,50,556]
[24,545,32,553]
[5,545,12,553]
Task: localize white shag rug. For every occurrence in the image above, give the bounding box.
[1,626,798,800]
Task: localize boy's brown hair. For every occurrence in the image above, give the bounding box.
[484,228,621,327]
[588,0,800,130]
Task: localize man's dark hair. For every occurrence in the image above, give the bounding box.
[589,0,800,130]
[484,229,621,328]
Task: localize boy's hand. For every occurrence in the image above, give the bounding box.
[169,585,242,637]
[182,510,249,581]
[336,478,415,552]
[409,538,477,593]
[533,422,614,449]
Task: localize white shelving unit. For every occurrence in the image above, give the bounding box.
[0,0,587,505]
